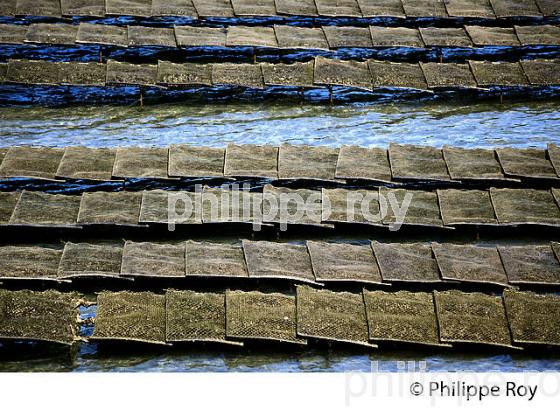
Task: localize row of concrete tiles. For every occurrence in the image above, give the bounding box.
[1,0,556,19]
[2,23,559,48]
[1,287,558,349]
[1,240,560,287]
[2,58,558,92]
[1,143,560,183]
[3,185,560,227]
[0,186,560,228]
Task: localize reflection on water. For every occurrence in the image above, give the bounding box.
[0,99,559,372]
[0,100,559,148]
[1,343,560,372]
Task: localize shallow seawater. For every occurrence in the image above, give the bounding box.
[0,99,560,372]
[1,343,560,372]
[0,99,559,148]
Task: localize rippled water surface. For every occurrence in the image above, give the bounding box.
[1,100,559,148]
[0,99,559,372]
[2,345,560,372]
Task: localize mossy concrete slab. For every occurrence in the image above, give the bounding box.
[0,290,79,345]
[437,189,498,225]
[372,242,441,283]
[363,290,445,347]
[434,290,515,348]
[10,191,81,227]
[168,145,224,177]
[490,188,560,226]
[442,146,504,180]
[224,143,278,178]
[498,244,560,285]
[56,147,116,180]
[432,243,509,286]
[243,240,317,284]
[166,290,241,345]
[0,146,63,180]
[225,290,305,345]
[307,241,383,284]
[78,191,142,226]
[92,291,167,345]
[0,246,61,280]
[278,144,338,180]
[58,242,123,279]
[121,241,185,278]
[296,286,373,347]
[504,290,560,347]
[186,241,249,278]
